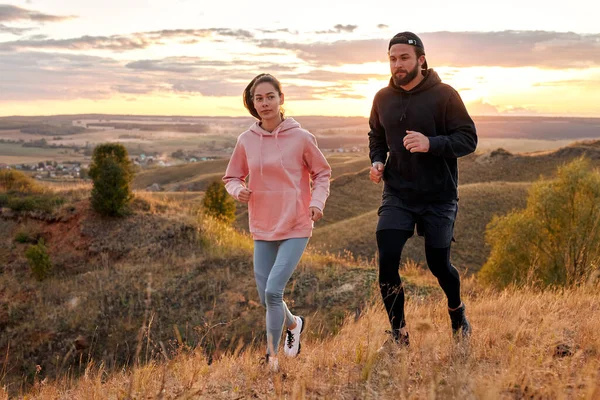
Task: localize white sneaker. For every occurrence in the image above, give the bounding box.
[283,316,305,357]
[268,355,279,372]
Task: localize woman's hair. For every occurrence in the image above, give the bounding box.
[243,73,284,120]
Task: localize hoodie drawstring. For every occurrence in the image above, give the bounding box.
[259,134,264,177]
[274,130,285,171]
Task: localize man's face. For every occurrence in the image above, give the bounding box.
[389,44,422,87]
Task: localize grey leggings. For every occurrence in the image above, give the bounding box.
[254,237,309,355]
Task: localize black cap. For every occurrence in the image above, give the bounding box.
[388,32,428,71]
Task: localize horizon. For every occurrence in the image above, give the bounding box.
[1,1,599,118]
[2,113,600,121]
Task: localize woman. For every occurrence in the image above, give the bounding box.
[223,74,331,372]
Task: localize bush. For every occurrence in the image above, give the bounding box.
[480,157,600,288]
[0,170,65,213]
[6,194,65,213]
[202,181,236,224]
[15,231,31,243]
[89,143,134,216]
[0,170,44,193]
[26,239,52,281]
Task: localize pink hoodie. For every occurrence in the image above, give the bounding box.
[223,118,331,241]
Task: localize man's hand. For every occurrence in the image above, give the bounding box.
[238,188,252,202]
[370,162,384,184]
[403,130,430,153]
[309,206,323,222]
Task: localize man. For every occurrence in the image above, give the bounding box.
[368,32,477,346]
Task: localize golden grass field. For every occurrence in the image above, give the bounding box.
[2,116,600,398]
[9,265,600,399]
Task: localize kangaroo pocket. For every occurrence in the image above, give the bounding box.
[248,190,299,233]
[414,157,444,192]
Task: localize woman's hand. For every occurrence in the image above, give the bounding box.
[238,188,252,203]
[309,206,323,222]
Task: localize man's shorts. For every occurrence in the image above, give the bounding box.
[376,194,458,248]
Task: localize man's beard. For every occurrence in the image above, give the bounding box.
[392,63,420,87]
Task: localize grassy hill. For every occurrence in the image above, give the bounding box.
[311,181,531,271]
[133,159,230,190]
[3,140,600,397]
[0,184,377,395]
[134,139,600,272]
[14,270,600,399]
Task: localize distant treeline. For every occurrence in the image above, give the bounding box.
[88,123,209,133]
[0,121,86,136]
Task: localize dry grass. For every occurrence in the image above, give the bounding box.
[4,141,600,398]
[133,159,230,190]
[0,192,378,396]
[17,268,600,399]
[311,181,531,272]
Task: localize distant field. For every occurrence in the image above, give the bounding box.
[2,114,600,165]
[133,159,230,189]
[475,137,594,154]
[0,142,85,164]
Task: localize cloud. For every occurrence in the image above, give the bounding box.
[466,99,500,115]
[125,57,298,76]
[283,69,387,82]
[0,51,303,101]
[169,78,247,96]
[502,105,540,115]
[0,35,154,51]
[0,52,127,101]
[533,80,593,87]
[258,38,385,65]
[258,28,296,35]
[466,99,541,116]
[0,23,32,35]
[0,28,254,51]
[126,58,253,73]
[334,24,357,33]
[1,49,367,102]
[2,28,598,69]
[377,24,388,29]
[0,4,75,23]
[258,31,600,68]
[145,28,253,40]
[316,24,358,34]
[422,31,600,69]
[284,83,364,101]
[111,84,163,95]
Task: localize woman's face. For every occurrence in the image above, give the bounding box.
[253,82,284,120]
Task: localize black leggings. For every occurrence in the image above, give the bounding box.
[376,229,462,331]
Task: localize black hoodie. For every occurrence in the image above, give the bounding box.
[368,69,477,203]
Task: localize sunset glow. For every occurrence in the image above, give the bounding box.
[1,0,599,117]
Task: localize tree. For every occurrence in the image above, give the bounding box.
[89,143,134,216]
[171,149,185,159]
[479,157,600,288]
[202,181,236,224]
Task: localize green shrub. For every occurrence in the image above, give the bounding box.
[0,170,44,193]
[15,231,31,243]
[202,181,236,224]
[89,143,134,216]
[6,194,65,213]
[480,157,600,288]
[26,239,53,281]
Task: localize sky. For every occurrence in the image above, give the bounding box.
[0,0,599,118]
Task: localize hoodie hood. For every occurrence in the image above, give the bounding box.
[388,69,442,95]
[248,117,302,176]
[249,117,301,137]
